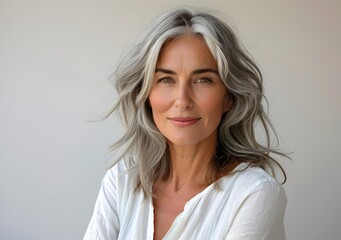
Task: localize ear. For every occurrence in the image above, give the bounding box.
[223,92,233,112]
[146,98,152,108]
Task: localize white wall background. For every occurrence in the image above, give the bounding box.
[1,0,340,239]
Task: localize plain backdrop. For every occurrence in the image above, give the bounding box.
[1,0,340,239]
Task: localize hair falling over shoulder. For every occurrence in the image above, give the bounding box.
[105,8,289,195]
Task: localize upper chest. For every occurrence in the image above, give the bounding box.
[152,184,208,240]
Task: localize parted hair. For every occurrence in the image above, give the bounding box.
[107,8,287,194]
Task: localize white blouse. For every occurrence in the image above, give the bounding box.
[83,161,287,240]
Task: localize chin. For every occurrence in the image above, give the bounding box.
[166,136,209,147]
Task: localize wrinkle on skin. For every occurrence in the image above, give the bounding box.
[149,35,232,188]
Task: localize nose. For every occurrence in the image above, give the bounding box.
[174,83,194,110]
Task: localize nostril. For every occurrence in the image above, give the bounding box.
[174,85,194,109]
[174,98,194,109]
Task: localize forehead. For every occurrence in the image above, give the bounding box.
[156,35,217,69]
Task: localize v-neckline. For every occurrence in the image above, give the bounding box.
[150,162,247,239]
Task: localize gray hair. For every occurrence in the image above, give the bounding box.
[107,8,288,194]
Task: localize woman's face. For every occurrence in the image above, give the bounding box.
[148,35,231,147]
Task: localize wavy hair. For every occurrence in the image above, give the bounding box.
[106,8,288,194]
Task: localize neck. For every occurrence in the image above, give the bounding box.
[165,141,217,192]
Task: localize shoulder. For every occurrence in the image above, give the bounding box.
[103,159,138,189]
[219,163,286,203]
[83,160,138,239]
[217,163,287,239]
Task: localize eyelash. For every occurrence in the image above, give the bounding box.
[194,77,213,84]
[156,77,213,84]
[157,77,175,84]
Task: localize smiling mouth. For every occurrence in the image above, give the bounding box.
[168,117,201,126]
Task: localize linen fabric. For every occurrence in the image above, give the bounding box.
[83,161,286,240]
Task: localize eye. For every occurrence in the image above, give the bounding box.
[194,77,213,84]
[157,77,175,84]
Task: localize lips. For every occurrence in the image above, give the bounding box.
[168,117,201,127]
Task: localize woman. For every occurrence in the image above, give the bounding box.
[84,8,288,240]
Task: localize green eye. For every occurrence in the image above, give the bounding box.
[195,78,212,84]
[157,77,174,84]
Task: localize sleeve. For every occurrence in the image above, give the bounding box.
[83,168,120,240]
[226,181,287,240]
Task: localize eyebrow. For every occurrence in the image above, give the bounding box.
[155,68,219,75]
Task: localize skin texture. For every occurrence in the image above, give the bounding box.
[149,35,230,148]
[149,35,232,240]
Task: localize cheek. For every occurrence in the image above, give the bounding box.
[198,91,227,115]
[204,102,225,120]
[148,90,172,117]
